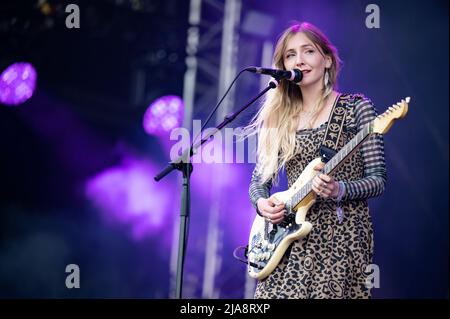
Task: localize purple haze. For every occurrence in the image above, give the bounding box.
[85,155,174,241]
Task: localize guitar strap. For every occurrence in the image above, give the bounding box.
[319,94,347,163]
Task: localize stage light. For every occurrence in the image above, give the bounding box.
[143,95,184,136]
[0,62,37,106]
[85,156,173,241]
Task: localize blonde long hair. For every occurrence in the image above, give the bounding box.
[245,22,342,184]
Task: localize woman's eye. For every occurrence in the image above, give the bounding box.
[306,50,314,54]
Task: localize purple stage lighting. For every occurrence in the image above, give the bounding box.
[85,156,173,241]
[143,95,184,135]
[0,62,37,106]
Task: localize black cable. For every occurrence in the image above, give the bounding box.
[233,245,263,269]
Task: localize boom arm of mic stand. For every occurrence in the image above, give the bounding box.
[154,81,277,182]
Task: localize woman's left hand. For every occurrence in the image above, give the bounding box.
[312,162,339,199]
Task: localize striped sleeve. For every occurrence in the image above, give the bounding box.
[341,97,387,200]
[249,164,273,209]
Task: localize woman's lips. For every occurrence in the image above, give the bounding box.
[302,70,311,75]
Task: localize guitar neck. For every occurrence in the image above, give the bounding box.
[292,123,373,207]
[323,123,372,175]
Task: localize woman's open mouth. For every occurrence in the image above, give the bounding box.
[301,69,311,75]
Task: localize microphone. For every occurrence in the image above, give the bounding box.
[246,67,303,83]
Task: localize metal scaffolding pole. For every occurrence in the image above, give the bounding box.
[202,0,241,299]
[170,0,241,299]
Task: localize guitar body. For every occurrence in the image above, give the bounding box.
[247,157,321,280]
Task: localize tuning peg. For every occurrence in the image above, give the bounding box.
[405,97,411,103]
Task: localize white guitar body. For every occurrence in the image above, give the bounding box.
[247,158,321,280]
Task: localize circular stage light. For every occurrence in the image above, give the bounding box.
[0,62,37,106]
[143,95,184,136]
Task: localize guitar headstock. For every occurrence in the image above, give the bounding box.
[373,97,410,134]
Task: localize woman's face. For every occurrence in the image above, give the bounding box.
[282,32,331,87]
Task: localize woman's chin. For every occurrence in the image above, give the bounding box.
[299,80,313,87]
[298,78,321,88]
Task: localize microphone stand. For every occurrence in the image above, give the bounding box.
[154,80,278,299]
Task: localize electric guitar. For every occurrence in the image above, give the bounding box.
[247,97,410,280]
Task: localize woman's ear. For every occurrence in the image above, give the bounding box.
[325,55,332,69]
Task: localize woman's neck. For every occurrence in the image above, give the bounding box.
[300,81,328,112]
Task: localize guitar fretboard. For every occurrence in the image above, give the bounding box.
[291,123,373,208]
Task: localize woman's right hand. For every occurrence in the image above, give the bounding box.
[256,197,286,224]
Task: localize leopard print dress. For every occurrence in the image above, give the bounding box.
[254,94,376,299]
